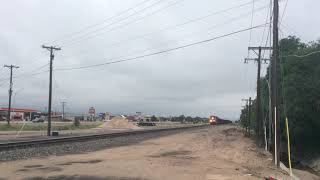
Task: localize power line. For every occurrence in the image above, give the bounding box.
[61,0,168,46]
[13,44,320,81]
[55,5,269,71]
[50,0,155,44]
[14,63,49,79]
[284,50,320,58]
[260,0,272,46]
[0,64,49,83]
[59,4,268,63]
[59,0,263,60]
[247,0,256,58]
[280,0,289,22]
[5,0,153,72]
[262,0,273,59]
[63,0,185,48]
[55,24,268,71]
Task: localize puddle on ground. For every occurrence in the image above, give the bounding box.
[17,166,62,173]
[57,159,103,166]
[24,165,43,168]
[149,150,198,160]
[150,150,192,158]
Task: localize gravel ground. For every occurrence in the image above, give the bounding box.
[2,125,310,180]
[0,126,206,162]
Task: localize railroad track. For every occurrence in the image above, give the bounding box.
[0,125,209,151]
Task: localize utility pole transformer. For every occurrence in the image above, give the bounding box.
[3,65,19,125]
[42,45,61,136]
[272,0,280,167]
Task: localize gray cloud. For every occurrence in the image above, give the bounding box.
[0,0,319,120]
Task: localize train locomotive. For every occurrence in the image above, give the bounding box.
[209,116,217,125]
[209,115,232,125]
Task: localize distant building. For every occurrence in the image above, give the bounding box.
[0,108,39,121]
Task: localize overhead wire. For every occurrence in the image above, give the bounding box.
[59,0,263,60]
[0,63,49,83]
[62,0,186,48]
[56,5,269,70]
[262,0,273,59]
[15,63,49,77]
[247,0,256,58]
[60,0,170,47]
[50,0,155,44]
[4,0,156,78]
[54,23,268,71]
[280,0,289,23]
[284,50,320,58]
[2,2,270,85]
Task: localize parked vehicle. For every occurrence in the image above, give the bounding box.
[32,117,44,123]
[137,122,156,126]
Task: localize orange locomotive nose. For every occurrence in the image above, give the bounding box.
[209,116,217,125]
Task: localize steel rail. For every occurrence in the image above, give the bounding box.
[0,125,209,150]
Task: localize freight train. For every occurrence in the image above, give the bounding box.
[209,115,232,125]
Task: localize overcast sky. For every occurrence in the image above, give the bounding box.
[0,0,319,120]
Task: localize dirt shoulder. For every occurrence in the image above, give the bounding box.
[0,125,317,180]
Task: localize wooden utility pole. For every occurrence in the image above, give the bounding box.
[271,0,280,166]
[242,99,249,133]
[42,45,61,136]
[245,46,271,144]
[248,97,252,136]
[242,98,252,136]
[61,101,66,121]
[3,65,19,125]
[241,105,247,131]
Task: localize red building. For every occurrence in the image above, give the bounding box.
[0,108,39,121]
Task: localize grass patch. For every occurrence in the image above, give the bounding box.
[0,122,102,131]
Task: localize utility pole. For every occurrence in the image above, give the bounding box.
[272,0,280,166]
[242,98,252,136]
[42,45,61,136]
[248,97,252,136]
[241,105,247,131]
[266,77,272,151]
[61,101,66,121]
[3,65,19,125]
[245,46,271,145]
[242,99,249,133]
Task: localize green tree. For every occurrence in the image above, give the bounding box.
[241,36,320,155]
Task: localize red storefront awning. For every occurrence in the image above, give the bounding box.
[0,108,38,113]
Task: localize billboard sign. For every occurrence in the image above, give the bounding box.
[89,107,95,116]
